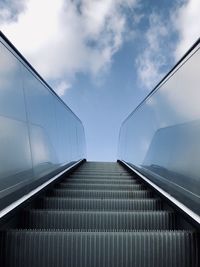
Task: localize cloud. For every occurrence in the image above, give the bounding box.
[135,0,200,128]
[0,0,27,24]
[173,0,200,60]
[0,0,138,92]
[136,13,169,90]
[132,13,144,24]
[162,47,200,123]
[136,0,200,92]
[55,81,71,97]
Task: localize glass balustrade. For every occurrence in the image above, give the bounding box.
[118,39,200,214]
[0,32,86,209]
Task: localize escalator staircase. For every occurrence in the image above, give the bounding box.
[0,162,199,266]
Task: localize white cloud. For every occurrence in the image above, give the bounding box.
[162,48,200,123]
[0,0,27,23]
[135,0,200,128]
[136,0,200,92]
[132,13,144,24]
[0,0,138,94]
[55,81,71,97]
[136,13,169,90]
[173,0,200,60]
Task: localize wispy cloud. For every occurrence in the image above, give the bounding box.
[0,0,27,23]
[135,0,200,128]
[0,0,138,95]
[136,13,169,90]
[136,0,200,91]
[55,81,71,97]
[172,0,200,59]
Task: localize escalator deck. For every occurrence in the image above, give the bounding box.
[0,162,199,266]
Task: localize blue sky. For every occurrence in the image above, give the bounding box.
[0,0,199,161]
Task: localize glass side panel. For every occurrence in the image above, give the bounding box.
[0,35,85,208]
[118,43,200,214]
[0,116,33,197]
[0,41,33,196]
[54,98,72,164]
[22,67,59,178]
[0,42,26,121]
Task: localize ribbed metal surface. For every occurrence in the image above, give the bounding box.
[23,210,176,230]
[63,178,136,184]
[78,162,123,169]
[58,183,144,191]
[50,189,152,199]
[0,161,199,267]
[40,197,162,211]
[71,172,129,177]
[69,174,133,179]
[1,230,199,267]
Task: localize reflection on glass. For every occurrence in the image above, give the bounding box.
[0,116,33,191]
[118,45,200,214]
[0,42,26,121]
[0,36,85,204]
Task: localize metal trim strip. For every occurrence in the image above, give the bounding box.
[121,160,200,225]
[0,159,83,219]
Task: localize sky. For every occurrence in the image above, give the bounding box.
[0,0,199,161]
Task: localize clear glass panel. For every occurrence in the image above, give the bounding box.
[0,41,33,197]
[118,44,200,214]
[54,98,72,165]
[0,35,85,208]
[0,42,26,121]
[22,67,59,178]
[0,116,33,196]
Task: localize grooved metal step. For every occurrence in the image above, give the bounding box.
[1,230,198,267]
[74,171,129,174]
[62,178,137,184]
[69,174,133,178]
[58,183,144,191]
[40,198,162,211]
[22,210,176,230]
[0,161,198,267]
[50,189,152,199]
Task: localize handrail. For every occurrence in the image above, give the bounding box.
[0,31,83,125]
[120,37,200,127]
[120,160,200,227]
[0,159,84,219]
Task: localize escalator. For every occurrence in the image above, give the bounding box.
[0,161,199,267]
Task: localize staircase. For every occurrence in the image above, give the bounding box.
[0,162,199,267]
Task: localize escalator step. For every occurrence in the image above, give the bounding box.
[1,230,198,267]
[50,189,152,199]
[69,174,133,178]
[58,183,144,191]
[70,172,131,175]
[22,210,176,230]
[1,162,198,267]
[62,178,136,184]
[74,171,130,174]
[78,167,124,170]
[40,198,162,211]
[74,171,129,174]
